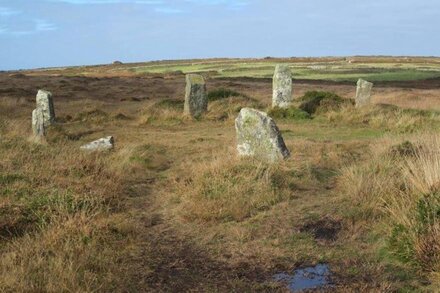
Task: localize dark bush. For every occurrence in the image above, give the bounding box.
[298,91,353,115]
[268,107,311,120]
[208,88,241,102]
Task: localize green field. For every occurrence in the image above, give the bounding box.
[118,59,440,82]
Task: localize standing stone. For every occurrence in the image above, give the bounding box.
[80,136,115,151]
[184,74,207,118]
[272,65,293,108]
[32,108,46,139]
[36,89,55,126]
[355,79,373,108]
[235,108,290,162]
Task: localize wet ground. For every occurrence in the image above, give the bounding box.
[274,264,332,292]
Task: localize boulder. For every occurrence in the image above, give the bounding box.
[80,136,114,151]
[355,79,373,108]
[36,89,55,126]
[235,108,290,162]
[272,65,293,108]
[184,74,207,118]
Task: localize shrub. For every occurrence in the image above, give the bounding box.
[298,91,353,115]
[207,88,241,102]
[268,107,311,120]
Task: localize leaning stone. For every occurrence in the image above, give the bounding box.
[80,136,114,151]
[272,65,293,108]
[235,108,290,162]
[184,74,207,118]
[32,108,46,139]
[36,89,55,126]
[355,79,373,108]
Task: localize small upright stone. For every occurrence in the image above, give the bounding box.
[32,108,46,139]
[235,108,290,163]
[184,74,207,118]
[355,79,373,108]
[272,65,293,108]
[36,89,55,126]
[80,136,114,151]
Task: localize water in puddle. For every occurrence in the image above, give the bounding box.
[273,264,332,292]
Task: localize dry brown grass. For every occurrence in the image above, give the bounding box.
[173,156,295,223]
[2,66,440,291]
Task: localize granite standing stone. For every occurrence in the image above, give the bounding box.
[36,89,55,126]
[272,65,293,108]
[32,108,46,138]
[235,108,290,162]
[355,79,373,108]
[184,74,207,118]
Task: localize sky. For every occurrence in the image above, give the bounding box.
[0,0,439,70]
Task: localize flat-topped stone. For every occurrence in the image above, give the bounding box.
[80,136,114,151]
[184,74,207,118]
[355,79,373,108]
[273,65,293,108]
[235,108,290,162]
[36,89,55,126]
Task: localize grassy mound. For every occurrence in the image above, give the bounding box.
[326,104,440,133]
[298,91,353,115]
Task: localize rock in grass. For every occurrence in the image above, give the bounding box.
[184,74,207,118]
[355,79,373,108]
[32,108,46,138]
[36,89,55,126]
[80,136,114,151]
[272,65,293,108]
[235,108,290,162]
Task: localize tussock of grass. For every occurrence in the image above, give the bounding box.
[339,134,440,284]
[73,109,109,123]
[0,134,137,291]
[174,157,295,223]
[326,104,440,133]
[140,99,184,125]
[207,95,262,121]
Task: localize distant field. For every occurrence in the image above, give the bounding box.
[125,61,440,82]
[29,56,440,83]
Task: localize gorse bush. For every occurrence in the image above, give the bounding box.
[298,91,353,115]
[207,88,241,102]
[268,107,311,120]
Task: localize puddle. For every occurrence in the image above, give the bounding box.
[273,264,332,292]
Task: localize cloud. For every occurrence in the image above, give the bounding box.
[0,18,57,36]
[0,7,21,17]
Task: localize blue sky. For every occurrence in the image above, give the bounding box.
[0,0,439,70]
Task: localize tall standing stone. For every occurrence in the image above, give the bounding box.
[32,108,46,139]
[36,89,55,126]
[184,74,207,118]
[235,108,290,163]
[272,65,293,108]
[355,79,373,108]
